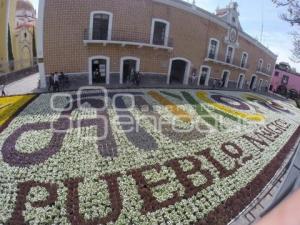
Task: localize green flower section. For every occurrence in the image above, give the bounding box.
[181,91,225,131]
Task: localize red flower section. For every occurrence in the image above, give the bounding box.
[7,181,58,225]
[166,156,214,198]
[129,164,181,214]
[64,173,123,225]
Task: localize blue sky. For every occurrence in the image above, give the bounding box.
[30,0,299,71]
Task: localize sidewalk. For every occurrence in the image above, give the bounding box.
[1,72,291,104]
[4,73,39,96]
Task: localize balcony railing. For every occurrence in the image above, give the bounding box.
[256,67,272,76]
[83,28,174,50]
[205,53,249,70]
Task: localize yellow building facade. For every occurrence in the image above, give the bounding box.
[0,0,9,69]
[0,0,36,74]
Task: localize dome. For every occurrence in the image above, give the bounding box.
[16,0,34,12]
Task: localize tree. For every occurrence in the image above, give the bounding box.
[7,24,14,71]
[273,0,300,62]
[273,0,300,25]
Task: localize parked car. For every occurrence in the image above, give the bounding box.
[289,89,299,100]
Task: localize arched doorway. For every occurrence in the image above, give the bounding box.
[250,75,257,90]
[237,74,245,89]
[167,58,191,85]
[221,70,230,88]
[198,66,211,86]
[120,57,140,84]
[88,56,110,85]
[258,79,263,91]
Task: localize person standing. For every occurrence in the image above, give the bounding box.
[212,79,217,89]
[191,68,197,85]
[135,71,141,86]
[48,73,54,92]
[137,71,141,86]
[53,72,60,92]
[0,76,6,96]
[130,69,135,84]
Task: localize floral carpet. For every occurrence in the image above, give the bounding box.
[0,89,300,225]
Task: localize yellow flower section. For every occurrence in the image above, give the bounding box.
[196,91,265,122]
[148,91,192,123]
[0,95,35,126]
[244,94,270,103]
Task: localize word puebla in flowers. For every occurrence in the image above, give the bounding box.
[1,89,300,225]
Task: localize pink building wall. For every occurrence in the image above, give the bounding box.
[271,69,300,93]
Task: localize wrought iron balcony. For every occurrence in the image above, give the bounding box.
[83,28,174,50]
[205,53,249,71]
[256,67,272,76]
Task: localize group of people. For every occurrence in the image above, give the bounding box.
[212,79,226,88]
[48,72,68,92]
[190,69,226,88]
[126,69,141,86]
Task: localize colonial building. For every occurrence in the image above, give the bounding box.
[271,62,300,94]
[37,0,277,89]
[0,0,37,74]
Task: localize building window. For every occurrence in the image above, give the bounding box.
[198,66,211,86]
[225,46,234,64]
[275,71,279,76]
[264,80,269,91]
[282,75,289,85]
[257,59,263,71]
[151,19,170,46]
[208,38,219,60]
[267,64,271,73]
[240,52,248,68]
[90,11,113,40]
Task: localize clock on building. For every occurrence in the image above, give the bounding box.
[229,27,238,44]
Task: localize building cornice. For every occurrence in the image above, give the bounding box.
[153,0,278,60]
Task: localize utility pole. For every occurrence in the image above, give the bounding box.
[260,0,265,43]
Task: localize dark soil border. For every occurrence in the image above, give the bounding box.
[0,94,39,134]
[195,126,300,225]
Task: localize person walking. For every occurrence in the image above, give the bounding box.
[0,84,6,96]
[48,73,54,92]
[220,79,225,88]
